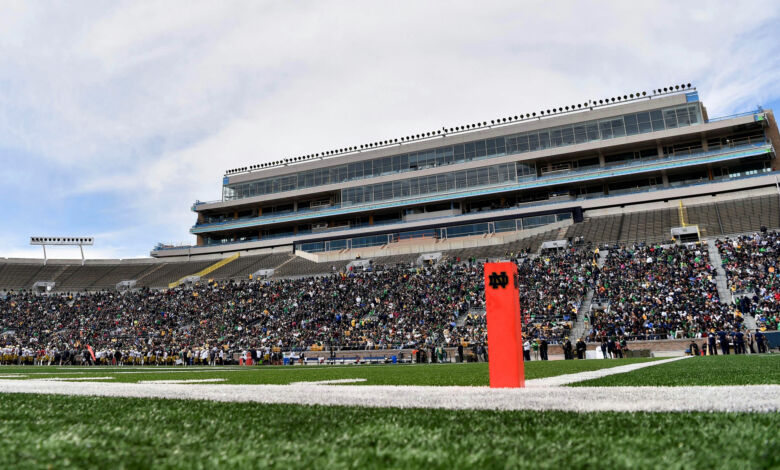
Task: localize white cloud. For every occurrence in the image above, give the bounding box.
[0,0,778,258]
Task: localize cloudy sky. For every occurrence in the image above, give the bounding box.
[1,0,779,259]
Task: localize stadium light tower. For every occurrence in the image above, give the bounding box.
[30,236,94,266]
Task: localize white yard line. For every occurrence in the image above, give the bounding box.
[0,379,777,412]
[137,379,227,384]
[291,378,367,385]
[27,377,115,381]
[525,356,691,387]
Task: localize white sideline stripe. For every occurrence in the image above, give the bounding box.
[291,378,367,385]
[28,377,115,381]
[0,380,778,413]
[137,379,228,384]
[525,356,691,388]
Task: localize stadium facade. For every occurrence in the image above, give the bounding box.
[154,85,779,257]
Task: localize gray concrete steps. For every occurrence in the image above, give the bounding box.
[706,239,733,304]
[571,289,594,340]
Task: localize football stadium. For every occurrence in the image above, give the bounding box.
[2,3,780,469]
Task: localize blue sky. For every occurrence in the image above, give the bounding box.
[1,1,779,259]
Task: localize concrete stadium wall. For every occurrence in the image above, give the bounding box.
[309,219,572,263]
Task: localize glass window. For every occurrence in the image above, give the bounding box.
[611,118,625,138]
[453,144,465,163]
[456,171,467,188]
[636,112,652,133]
[550,129,563,147]
[599,120,612,139]
[664,109,678,129]
[464,142,476,160]
[485,138,496,156]
[488,166,499,184]
[538,132,550,150]
[494,137,506,155]
[676,107,691,127]
[517,134,529,152]
[475,140,487,158]
[687,104,700,124]
[444,172,455,191]
[624,114,638,135]
[528,133,539,151]
[586,122,600,141]
[573,125,587,144]
[650,110,664,131]
[561,126,575,145]
[494,219,517,233]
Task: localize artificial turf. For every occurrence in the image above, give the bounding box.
[571,354,780,387]
[0,393,776,469]
[0,358,660,386]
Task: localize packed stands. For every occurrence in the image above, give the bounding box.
[717,231,780,331]
[588,243,737,340]
[518,248,598,341]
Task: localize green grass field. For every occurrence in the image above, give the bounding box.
[1,355,778,469]
[0,357,661,386]
[572,355,780,387]
[0,394,777,470]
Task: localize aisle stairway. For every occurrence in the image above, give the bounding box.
[571,249,607,340]
[706,240,733,304]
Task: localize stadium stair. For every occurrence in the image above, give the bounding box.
[706,240,733,304]
[168,253,240,288]
[571,289,593,340]
[742,312,759,331]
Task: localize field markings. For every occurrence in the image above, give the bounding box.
[28,377,115,381]
[291,378,367,385]
[138,379,227,384]
[525,356,690,387]
[0,357,777,413]
[0,379,777,413]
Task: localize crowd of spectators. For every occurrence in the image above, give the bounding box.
[518,249,597,341]
[718,230,780,331]
[587,242,741,341]
[2,239,775,365]
[1,262,489,361]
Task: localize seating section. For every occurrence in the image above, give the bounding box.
[565,214,622,243]
[0,263,46,290]
[273,257,350,277]
[685,202,724,237]
[717,195,780,234]
[618,208,678,244]
[717,232,780,331]
[136,261,214,288]
[566,194,780,245]
[207,253,293,280]
[518,248,597,341]
[589,243,733,340]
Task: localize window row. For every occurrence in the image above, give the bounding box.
[223,103,701,201]
[341,163,517,205]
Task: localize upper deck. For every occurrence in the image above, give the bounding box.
[196,88,705,211]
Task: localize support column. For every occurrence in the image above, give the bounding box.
[661,171,670,188]
[598,152,605,167]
